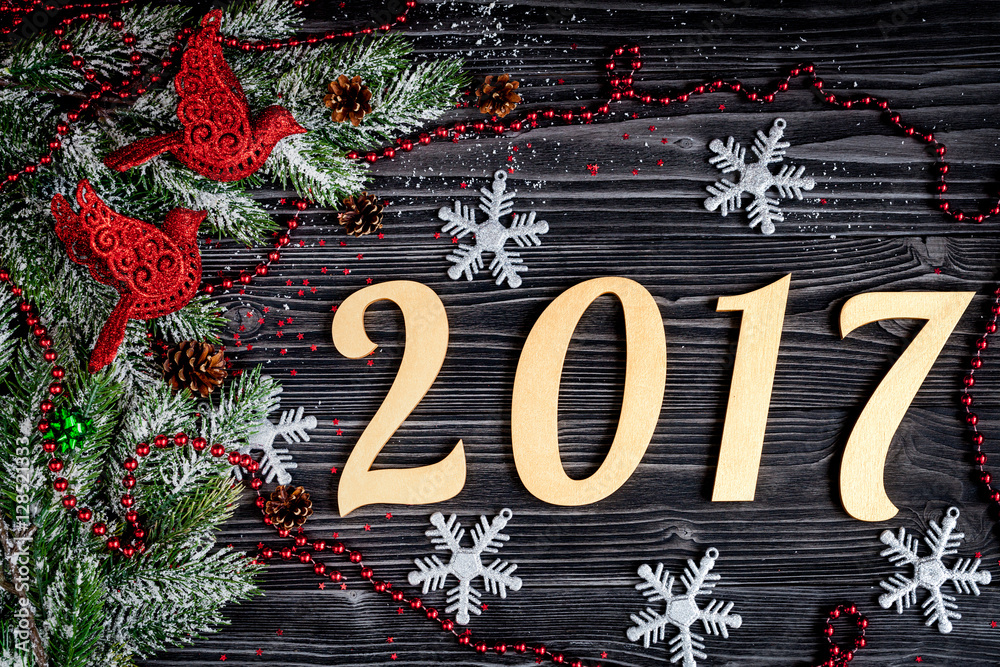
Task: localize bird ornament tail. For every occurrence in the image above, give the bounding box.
[89,294,134,373]
[103,132,182,172]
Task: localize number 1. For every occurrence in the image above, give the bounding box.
[712,274,791,501]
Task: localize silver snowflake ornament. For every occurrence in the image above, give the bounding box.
[626,547,742,667]
[704,117,815,235]
[407,508,522,624]
[231,382,317,485]
[438,170,548,288]
[878,506,991,633]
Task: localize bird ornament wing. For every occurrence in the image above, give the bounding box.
[174,10,252,162]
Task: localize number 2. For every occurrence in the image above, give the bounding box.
[331,281,466,516]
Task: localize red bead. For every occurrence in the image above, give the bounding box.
[458,636,471,646]
[332,542,345,554]
[228,451,241,465]
[136,442,151,456]
[50,366,64,379]
[126,510,138,523]
[48,382,63,395]
[426,607,438,619]
[174,432,188,446]
[349,551,363,563]
[392,590,404,601]
[824,625,835,637]
[280,547,293,560]
[313,563,326,575]
[43,349,57,362]
[298,552,312,564]
[360,567,373,579]
[496,644,507,655]
[442,619,454,631]
[154,434,169,448]
[514,643,527,653]
[962,392,974,405]
[93,522,106,536]
[76,507,92,521]
[365,152,378,163]
[240,453,253,468]
[295,535,308,547]
[251,477,263,489]
[268,251,281,262]
[133,528,145,539]
[313,540,326,551]
[981,473,992,485]
[42,441,56,453]
[964,375,976,387]
[48,459,63,473]
[475,642,487,653]
[62,495,76,508]
[122,474,136,488]
[38,420,50,433]
[192,437,207,451]
[107,537,120,550]
[221,279,233,289]
[968,414,979,426]
[374,581,387,593]
[125,457,139,471]
[256,496,266,508]
[120,494,134,507]
[976,452,987,466]
[410,597,422,609]
[534,645,546,655]
[53,477,68,492]
[329,571,342,582]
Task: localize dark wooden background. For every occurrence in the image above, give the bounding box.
[145,1,1000,665]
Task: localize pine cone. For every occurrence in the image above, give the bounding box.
[323,74,373,126]
[337,192,384,237]
[163,340,226,397]
[475,74,521,117]
[264,485,313,530]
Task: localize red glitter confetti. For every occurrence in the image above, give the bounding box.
[276,630,283,636]
[356,254,363,260]
[330,467,338,474]
[622,133,629,140]
[460,183,468,189]
[364,524,371,531]
[632,168,639,175]
[556,78,564,84]
[648,125,656,131]
[219,656,226,662]
[310,344,317,351]
[386,512,393,520]
[256,649,263,657]
[333,418,339,425]
[661,138,669,144]
[451,236,458,243]
[321,267,327,274]
[289,370,297,376]
[318,240,326,246]
[434,232,441,239]
[367,359,374,366]
[398,607,404,614]
[586,164,599,175]
[390,654,397,660]
[366,278,373,284]
[718,104,726,111]
[343,268,350,275]
[387,637,393,643]
[318,582,325,589]
[657,159,664,166]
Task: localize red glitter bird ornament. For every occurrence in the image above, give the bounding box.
[103,10,306,181]
[51,180,205,373]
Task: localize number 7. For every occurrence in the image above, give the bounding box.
[839,291,973,521]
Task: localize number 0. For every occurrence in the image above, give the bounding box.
[331,281,466,516]
[511,277,666,505]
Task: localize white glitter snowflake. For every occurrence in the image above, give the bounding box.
[878,506,991,633]
[231,383,317,485]
[438,170,548,288]
[704,117,815,235]
[407,508,522,624]
[626,547,742,667]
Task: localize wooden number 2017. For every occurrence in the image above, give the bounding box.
[331,281,466,516]
[331,278,973,520]
[510,277,667,505]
